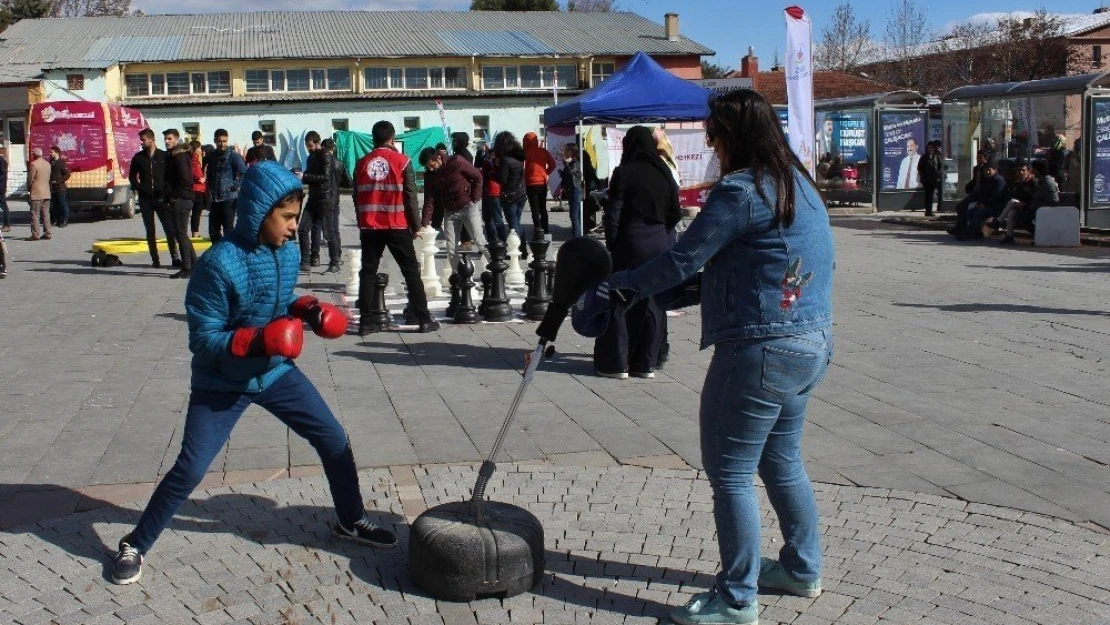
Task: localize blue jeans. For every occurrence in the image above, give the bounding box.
[567,186,582,237]
[701,329,832,607]
[127,367,364,553]
[482,195,507,243]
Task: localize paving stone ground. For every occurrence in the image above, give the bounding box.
[1,464,1108,625]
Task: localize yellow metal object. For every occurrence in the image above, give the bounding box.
[90,237,212,255]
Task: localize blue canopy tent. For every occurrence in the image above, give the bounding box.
[544,51,715,233]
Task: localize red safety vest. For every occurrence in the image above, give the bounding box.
[354,146,411,230]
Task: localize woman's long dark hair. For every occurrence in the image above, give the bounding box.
[493,131,524,161]
[706,90,817,227]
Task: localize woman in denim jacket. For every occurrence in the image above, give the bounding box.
[609,89,834,625]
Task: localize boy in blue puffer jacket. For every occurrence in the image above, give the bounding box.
[110,161,395,585]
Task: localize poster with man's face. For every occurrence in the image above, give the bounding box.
[815,111,868,163]
[879,111,927,191]
[1091,100,1110,205]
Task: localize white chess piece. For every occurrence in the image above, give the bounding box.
[418,226,442,298]
[379,249,405,295]
[505,230,526,287]
[345,249,361,302]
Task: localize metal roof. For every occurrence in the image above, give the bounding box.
[942,72,1110,100]
[0,11,712,68]
[815,90,928,110]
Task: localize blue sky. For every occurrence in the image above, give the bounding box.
[131,0,1110,71]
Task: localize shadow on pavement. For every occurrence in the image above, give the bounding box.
[894,301,1110,316]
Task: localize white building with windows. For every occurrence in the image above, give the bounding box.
[0,10,710,177]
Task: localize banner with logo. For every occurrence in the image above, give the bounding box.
[1091,99,1110,206]
[785,6,815,175]
[878,111,927,191]
[30,102,108,172]
[606,128,718,207]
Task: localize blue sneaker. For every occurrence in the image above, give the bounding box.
[670,589,759,625]
[758,557,822,598]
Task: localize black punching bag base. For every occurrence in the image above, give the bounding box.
[409,500,545,602]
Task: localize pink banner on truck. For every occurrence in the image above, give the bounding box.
[30,102,107,173]
[110,105,147,175]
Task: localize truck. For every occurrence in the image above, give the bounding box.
[27,101,147,219]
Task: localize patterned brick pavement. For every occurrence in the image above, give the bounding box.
[2,464,1107,625]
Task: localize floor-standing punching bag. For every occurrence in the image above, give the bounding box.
[409,236,612,601]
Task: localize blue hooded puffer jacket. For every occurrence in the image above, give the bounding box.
[184,160,306,393]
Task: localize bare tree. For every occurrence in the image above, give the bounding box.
[52,0,131,17]
[815,2,872,71]
[567,0,616,11]
[881,0,931,88]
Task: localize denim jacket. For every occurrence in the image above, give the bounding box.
[204,148,247,202]
[611,167,834,349]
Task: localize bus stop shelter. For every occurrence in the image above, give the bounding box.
[814,90,929,210]
[943,72,1110,228]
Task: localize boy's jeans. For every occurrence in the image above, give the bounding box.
[443,201,488,274]
[127,367,363,553]
[567,186,582,237]
[701,329,832,607]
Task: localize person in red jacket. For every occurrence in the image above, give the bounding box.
[189,141,207,238]
[353,121,438,335]
[522,131,556,238]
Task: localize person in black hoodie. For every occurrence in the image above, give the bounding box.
[129,128,179,269]
[594,126,681,379]
[494,131,527,256]
[162,128,195,279]
[299,131,341,273]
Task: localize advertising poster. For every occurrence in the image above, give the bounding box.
[606,128,717,207]
[30,102,107,172]
[109,106,147,175]
[777,108,789,137]
[814,111,868,163]
[1091,100,1110,206]
[879,111,927,191]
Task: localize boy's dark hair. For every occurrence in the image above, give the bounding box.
[305,130,321,143]
[163,128,180,138]
[214,128,229,140]
[49,145,60,154]
[435,142,448,152]
[1031,160,1048,176]
[372,121,395,146]
[189,140,201,150]
[251,130,263,141]
[321,138,335,151]
[418,147,438,167]
[274,188,305,209]
[451,131,469,150]
[139,128,155,140]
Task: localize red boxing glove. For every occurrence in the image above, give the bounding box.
[289,294,347,339]
[229,316,304,359]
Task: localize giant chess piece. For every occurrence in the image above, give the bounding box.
[418,227,443,298]
[544,259,556,300]
[505,230,526,287]
[453,252,480,324]
[522,239,551,321]
[446,273,462,319]
[345,249,362,301]
[364,273,393,333]
[380,249,405,295]
[482,241,513,323]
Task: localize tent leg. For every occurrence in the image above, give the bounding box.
[576,120,584,238]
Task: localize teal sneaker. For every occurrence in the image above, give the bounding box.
[758,557,822,598]
[670,589,759,625]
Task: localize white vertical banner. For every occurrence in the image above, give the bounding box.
[785,6,815,175]
[435,99,452,153]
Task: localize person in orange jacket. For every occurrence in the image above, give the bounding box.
[522,131,556,239]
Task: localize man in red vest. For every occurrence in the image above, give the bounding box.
[354,121,439,335]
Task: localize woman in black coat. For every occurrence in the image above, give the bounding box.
[594,126,681,379]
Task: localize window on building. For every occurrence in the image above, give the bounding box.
[1095,45,1103,69]
[246,69,269,92]
[126,74,149,97]
[259,120,277,146]
[311,69,326,90]
[332,119,349,132]
[271,70,286,92]
[405,67,429,90]
[445,67,467,89]
[166,72,190,96]
[539,115,545,139]
[505,66,519,88]
[404,117,421,132]
[182,122,200,143]
[8,120,25,145]
[327,68,351,90]
[482,66,504,90]
[286,69,310,91]
[591,61,615,86]
[520,65,542,89]
[66,74,84,91]
[390,68,403,89]
[207,71,231,94]
[482,64,575,90]
[473,115,490,144]
[555,64,577,88]
[150,74,165,95]
[364,67,388,89]
[191,73,206,95]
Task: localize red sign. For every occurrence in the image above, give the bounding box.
[30,102,108,173]
[110,105,147,175]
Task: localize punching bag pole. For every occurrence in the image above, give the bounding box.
[469,339,549,518]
